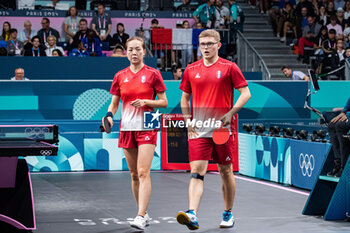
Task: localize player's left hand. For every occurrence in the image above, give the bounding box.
[220,112,235,127]
[130,99,146,108]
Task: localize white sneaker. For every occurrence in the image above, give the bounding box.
[144,212,150,226]
[280,37,286,42]
[220,211,235,228]
[130,215,146,230]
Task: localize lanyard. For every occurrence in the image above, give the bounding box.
[32,48,40,57]
[206,4,210,18]
[11,40,18,49]
[70,16,78,30]
[91,40,95,52]
[98,15,106,29]
[79,33,86,40]
[49,46,56,55]
[44,30,52,43]
[328,40,336,49]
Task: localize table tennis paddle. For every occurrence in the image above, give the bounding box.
[100,116,112,134]
[212,125,230,145]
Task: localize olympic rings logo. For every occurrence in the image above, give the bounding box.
[25,127,49,139]
[299,153,315,177]
[40,150,52,156]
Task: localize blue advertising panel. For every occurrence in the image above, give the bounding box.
[291,140,331,189]
[239,134,291,185]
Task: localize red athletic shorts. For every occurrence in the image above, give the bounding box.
[118,130,157,148]
[188,135,234,165]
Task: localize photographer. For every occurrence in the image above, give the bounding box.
[327,97,350,178]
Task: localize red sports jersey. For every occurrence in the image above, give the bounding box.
[179,57,248,138]
[110,65,166,131]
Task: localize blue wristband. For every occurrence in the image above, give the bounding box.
[106,112,113,118]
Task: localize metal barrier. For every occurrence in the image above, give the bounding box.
[236,30,271,80]
[136,28,234,71]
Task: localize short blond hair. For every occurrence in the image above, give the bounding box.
[198,29,221,42]
[47,35,57,42]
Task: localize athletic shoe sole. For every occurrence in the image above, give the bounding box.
[176,212,199,230]
[220,224,234,228]
[130,223,145,231]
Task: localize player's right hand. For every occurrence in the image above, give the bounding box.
[188,125,199,139]
[102,116,114,129]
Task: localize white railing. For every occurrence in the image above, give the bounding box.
[236,30,271,80]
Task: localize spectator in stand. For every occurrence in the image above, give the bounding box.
[344,1,350,20]
[193,0,216,28]
[269,0,284,36]
[1,22,11,41]
[281,66,310,80]
[326,1,336,16]
[215,0,230,29]
[18,20,36,46]
[334,0,345,10]
[336,7,347,30]
[172,64,182,80]
[64,6,81,42]
[228,0,245,32]
[298,15,322,60]
[322,29,337,54]
[318,5,328,26]
[111,23,129,49]
[295,7,309,38]
[52,49,64,56]
[296,0,314,16]
[330,38,346,79]
[314,26,329,54]
[183,20,190,29]
[279,3,298,43]
[110,44,126,57]
[71,19,91,48]
[182,20,192,64]
[69,39,89,57]
[7,29,24,56]
[11,68,29,80]
[24,36,46,56]
[195,22,204,61]
[345,32,350,46]
[259,0,269,14]
[176,0,195,12]
[344,46,350,58]
[81,30,102,56]
[327,15,343,36]
[91,4,112,43]
[45,35,64,56]
[37,18,60,48]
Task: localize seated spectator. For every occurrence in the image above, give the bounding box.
[326,1,336,16]
[183,20,190,29]
[45,35,64,56]
[81,30,102,56]
[215,0,230,29]
[18,20,36,45]
[52,49,64,56]
[110,44,125,57]
[326,96,350,177]
[318,5,328,26]
[91,4,112,43]
[298,15,321,59]
[281,66,310,80]
[322,28,337,54]
[279,3,298,42]
[11,68,29,80]
[24,36,46,56]
[336,7,346,30]
[334,0,345,10]
[71,19,91,48]
[269,0,284,36]
[295,7,308,39]
[193,0,216,28]
[64,6,81,42]
[111,23,129,49]
[330,38,345,79]
[37,17,60,48]
[7,29,24,56]
[327,15,343,37]
[69,39,90,57]
[314,26,328,54]
[176,0,195,12]
[1,21,11,41]
[344,1,350,20]
[172,64,182,80]
[0,47,7,56]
